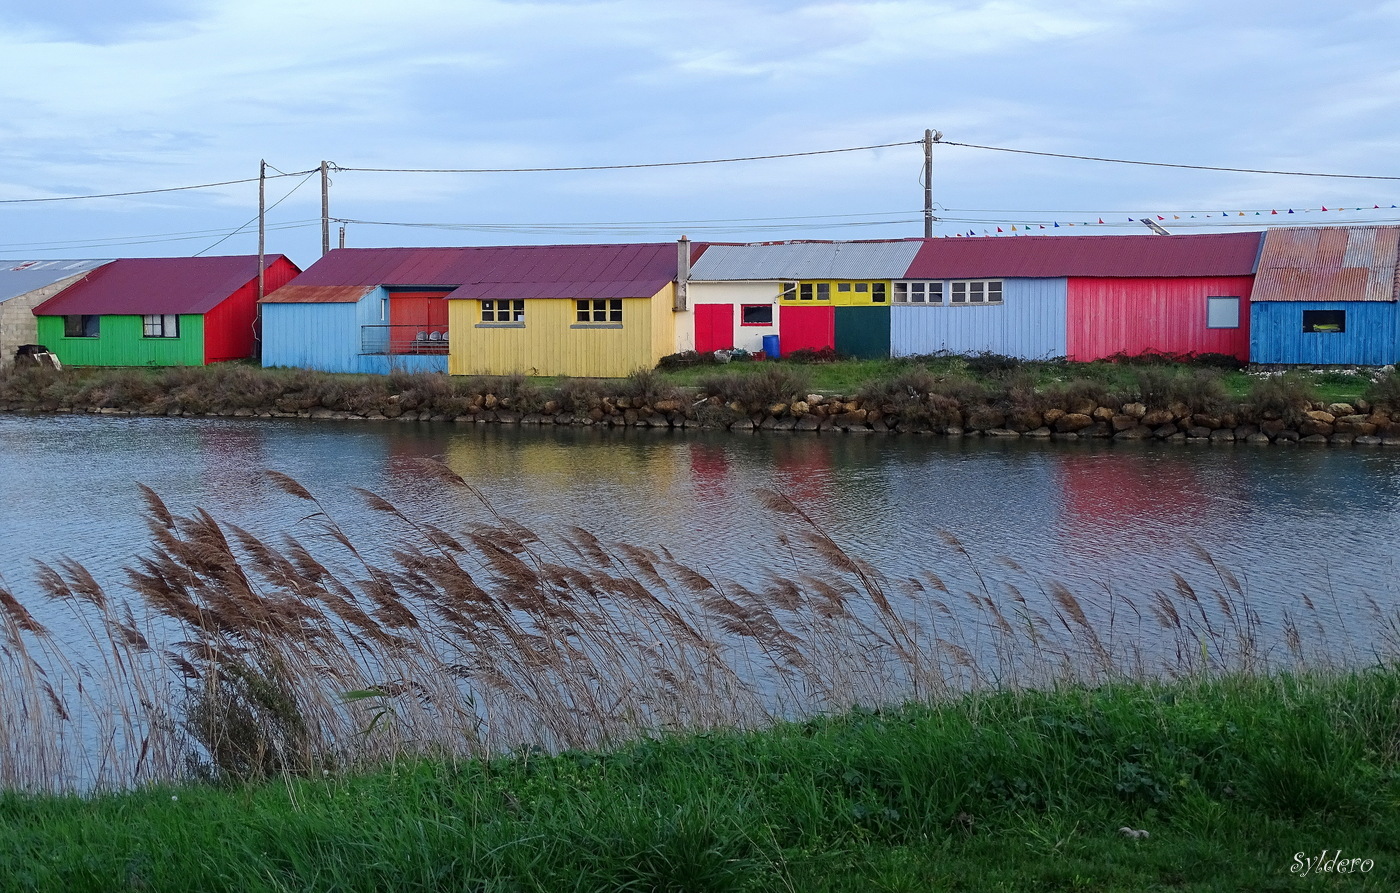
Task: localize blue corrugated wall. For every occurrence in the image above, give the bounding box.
[891,278,1067,359]
[1249,301,1399,365]
[261,290,447,374]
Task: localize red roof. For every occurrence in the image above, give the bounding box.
[903,233,1263,279]
[33,255,291,316]
[265,243,700,302]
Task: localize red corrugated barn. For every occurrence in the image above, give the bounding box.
[1061,233,1264,361]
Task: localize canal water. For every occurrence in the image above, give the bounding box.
[2,413,1398,660]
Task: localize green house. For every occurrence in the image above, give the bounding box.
[32,255,300,366]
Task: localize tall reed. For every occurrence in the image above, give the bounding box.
[0,462,1392,792]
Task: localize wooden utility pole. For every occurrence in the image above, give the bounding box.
[320,160,331,256]
[923,129,941,238]
[257,160,266,302]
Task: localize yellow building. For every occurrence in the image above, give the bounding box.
[447,242,685,378]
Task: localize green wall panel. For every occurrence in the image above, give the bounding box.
[37,315,205,366]
[834,306,890,359]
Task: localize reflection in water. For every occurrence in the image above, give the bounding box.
[0,415,1397,655]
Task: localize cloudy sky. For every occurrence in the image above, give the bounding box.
[0,0,1396,266]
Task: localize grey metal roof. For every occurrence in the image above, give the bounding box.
[0,259,112,303]
[690,240,923,281]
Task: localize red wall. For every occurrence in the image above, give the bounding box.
[694,304,733,353]
[206,256,300,364]
[1066,276,1254,361]
[779,305,835,353]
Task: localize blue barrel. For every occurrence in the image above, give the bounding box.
[761,334,781,359]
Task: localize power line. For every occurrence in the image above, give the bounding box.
[195,170,319,256]
[0,169,318,205]
[938,140,1400,181]
[332,140,920,174]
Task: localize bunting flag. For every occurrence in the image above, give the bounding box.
[1321,206,1328,211]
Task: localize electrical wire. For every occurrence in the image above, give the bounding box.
[938,140,1400,181]
[331,140,920,174]
[0,169,318,205]
[194,170,318,256]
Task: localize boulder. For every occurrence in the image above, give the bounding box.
[1141,409,1175,427]
[1115,425,1153,439]
[1111,414,1137,432]
[1122,401,1147,418]
[1327,402,1356,417]
[1053,412,1094,433]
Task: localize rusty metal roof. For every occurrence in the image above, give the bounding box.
[903,232,1263,279]
[1251,226,1400,302]
[690,239,924,280]
[0,259,113,303]
[32,255,293,316]
[273,243,690,301]
[261,284,376,304]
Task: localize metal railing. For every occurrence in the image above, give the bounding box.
[360,325,449,355]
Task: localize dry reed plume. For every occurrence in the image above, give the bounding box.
[0,460,1392,793]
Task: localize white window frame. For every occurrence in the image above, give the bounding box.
[142,314,179,338]
[894,281,943,305]
[948,279,1003,305]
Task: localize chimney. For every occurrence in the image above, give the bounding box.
[674,235,691,311]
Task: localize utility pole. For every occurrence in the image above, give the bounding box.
[320,160,331,256]
[257,160,266,302]
[923,129,941,239]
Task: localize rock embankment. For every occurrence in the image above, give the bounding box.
[8,389,1399,446]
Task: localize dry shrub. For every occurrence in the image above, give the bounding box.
[698,367,811,411]
[1244,372,1318,424]
[622,368,681,406]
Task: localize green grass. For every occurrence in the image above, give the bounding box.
[2,672,1396,891]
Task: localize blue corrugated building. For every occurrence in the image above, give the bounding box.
[1249,226,1400,365]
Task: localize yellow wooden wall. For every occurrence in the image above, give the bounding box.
[448,288,673,378]
[778,280,892,307]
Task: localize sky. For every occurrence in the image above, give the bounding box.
[0,0,1397,268]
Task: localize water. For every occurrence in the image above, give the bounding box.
[2,412,1397,647]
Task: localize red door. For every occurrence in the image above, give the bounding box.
[388,290,450,354]
[694,304,734,352]
[779,305,835,353]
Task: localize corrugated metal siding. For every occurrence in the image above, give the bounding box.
[690,241,922,281]
[1249,301,1399,365]
[834,306,890,358]
[204,257,294,363]
[261,285,375,304]
[261,302,363,372]
[38,314,205,366]
[1067,276,1255,361]
[1251,226,1400,302]
[891,278,1067,359]
[778,305,834,353]
[904,233,1263,279]
[449,296,658,378]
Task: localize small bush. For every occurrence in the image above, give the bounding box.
[784,347,840,364]
[697,367,812,410]
[963,352,1022,376]
[555,377,605,413]
[1168,369,1229,414]
[622,368,681,406]
[856,367,939,409]
[1363,370,1400,413]
[657,350,721,370]
[1244,372,1318,424]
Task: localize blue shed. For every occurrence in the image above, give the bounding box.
[1248,226,1400,366]
[261,284,449,374]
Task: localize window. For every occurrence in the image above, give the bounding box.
[949,280,1003,305]
[894,282,943,304]
[741,304,774,326]
[481,299,525,323]
[576,299,623,324]
[1206,296,1240,329]
[838,283,851,292]
[1303,309,1346,334]
[871,282,887,303]
[63,315,99,337]
[142,314,179,338]
[780,282,796,301]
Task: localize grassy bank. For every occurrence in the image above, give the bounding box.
[2,671,1397,891]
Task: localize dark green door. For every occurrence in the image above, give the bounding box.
[834,306,890,358]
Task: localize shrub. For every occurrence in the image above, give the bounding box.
[622,368,681,406]
[697,367,811,410]
[1168,369,1229,414]
[1363,370,1400,413]
[555,377,605,413]
[784,347,840,364]
[963,352,1022,376]
[856,367,939,409]
[656,350,721,370]
[1243,372,1318,424]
